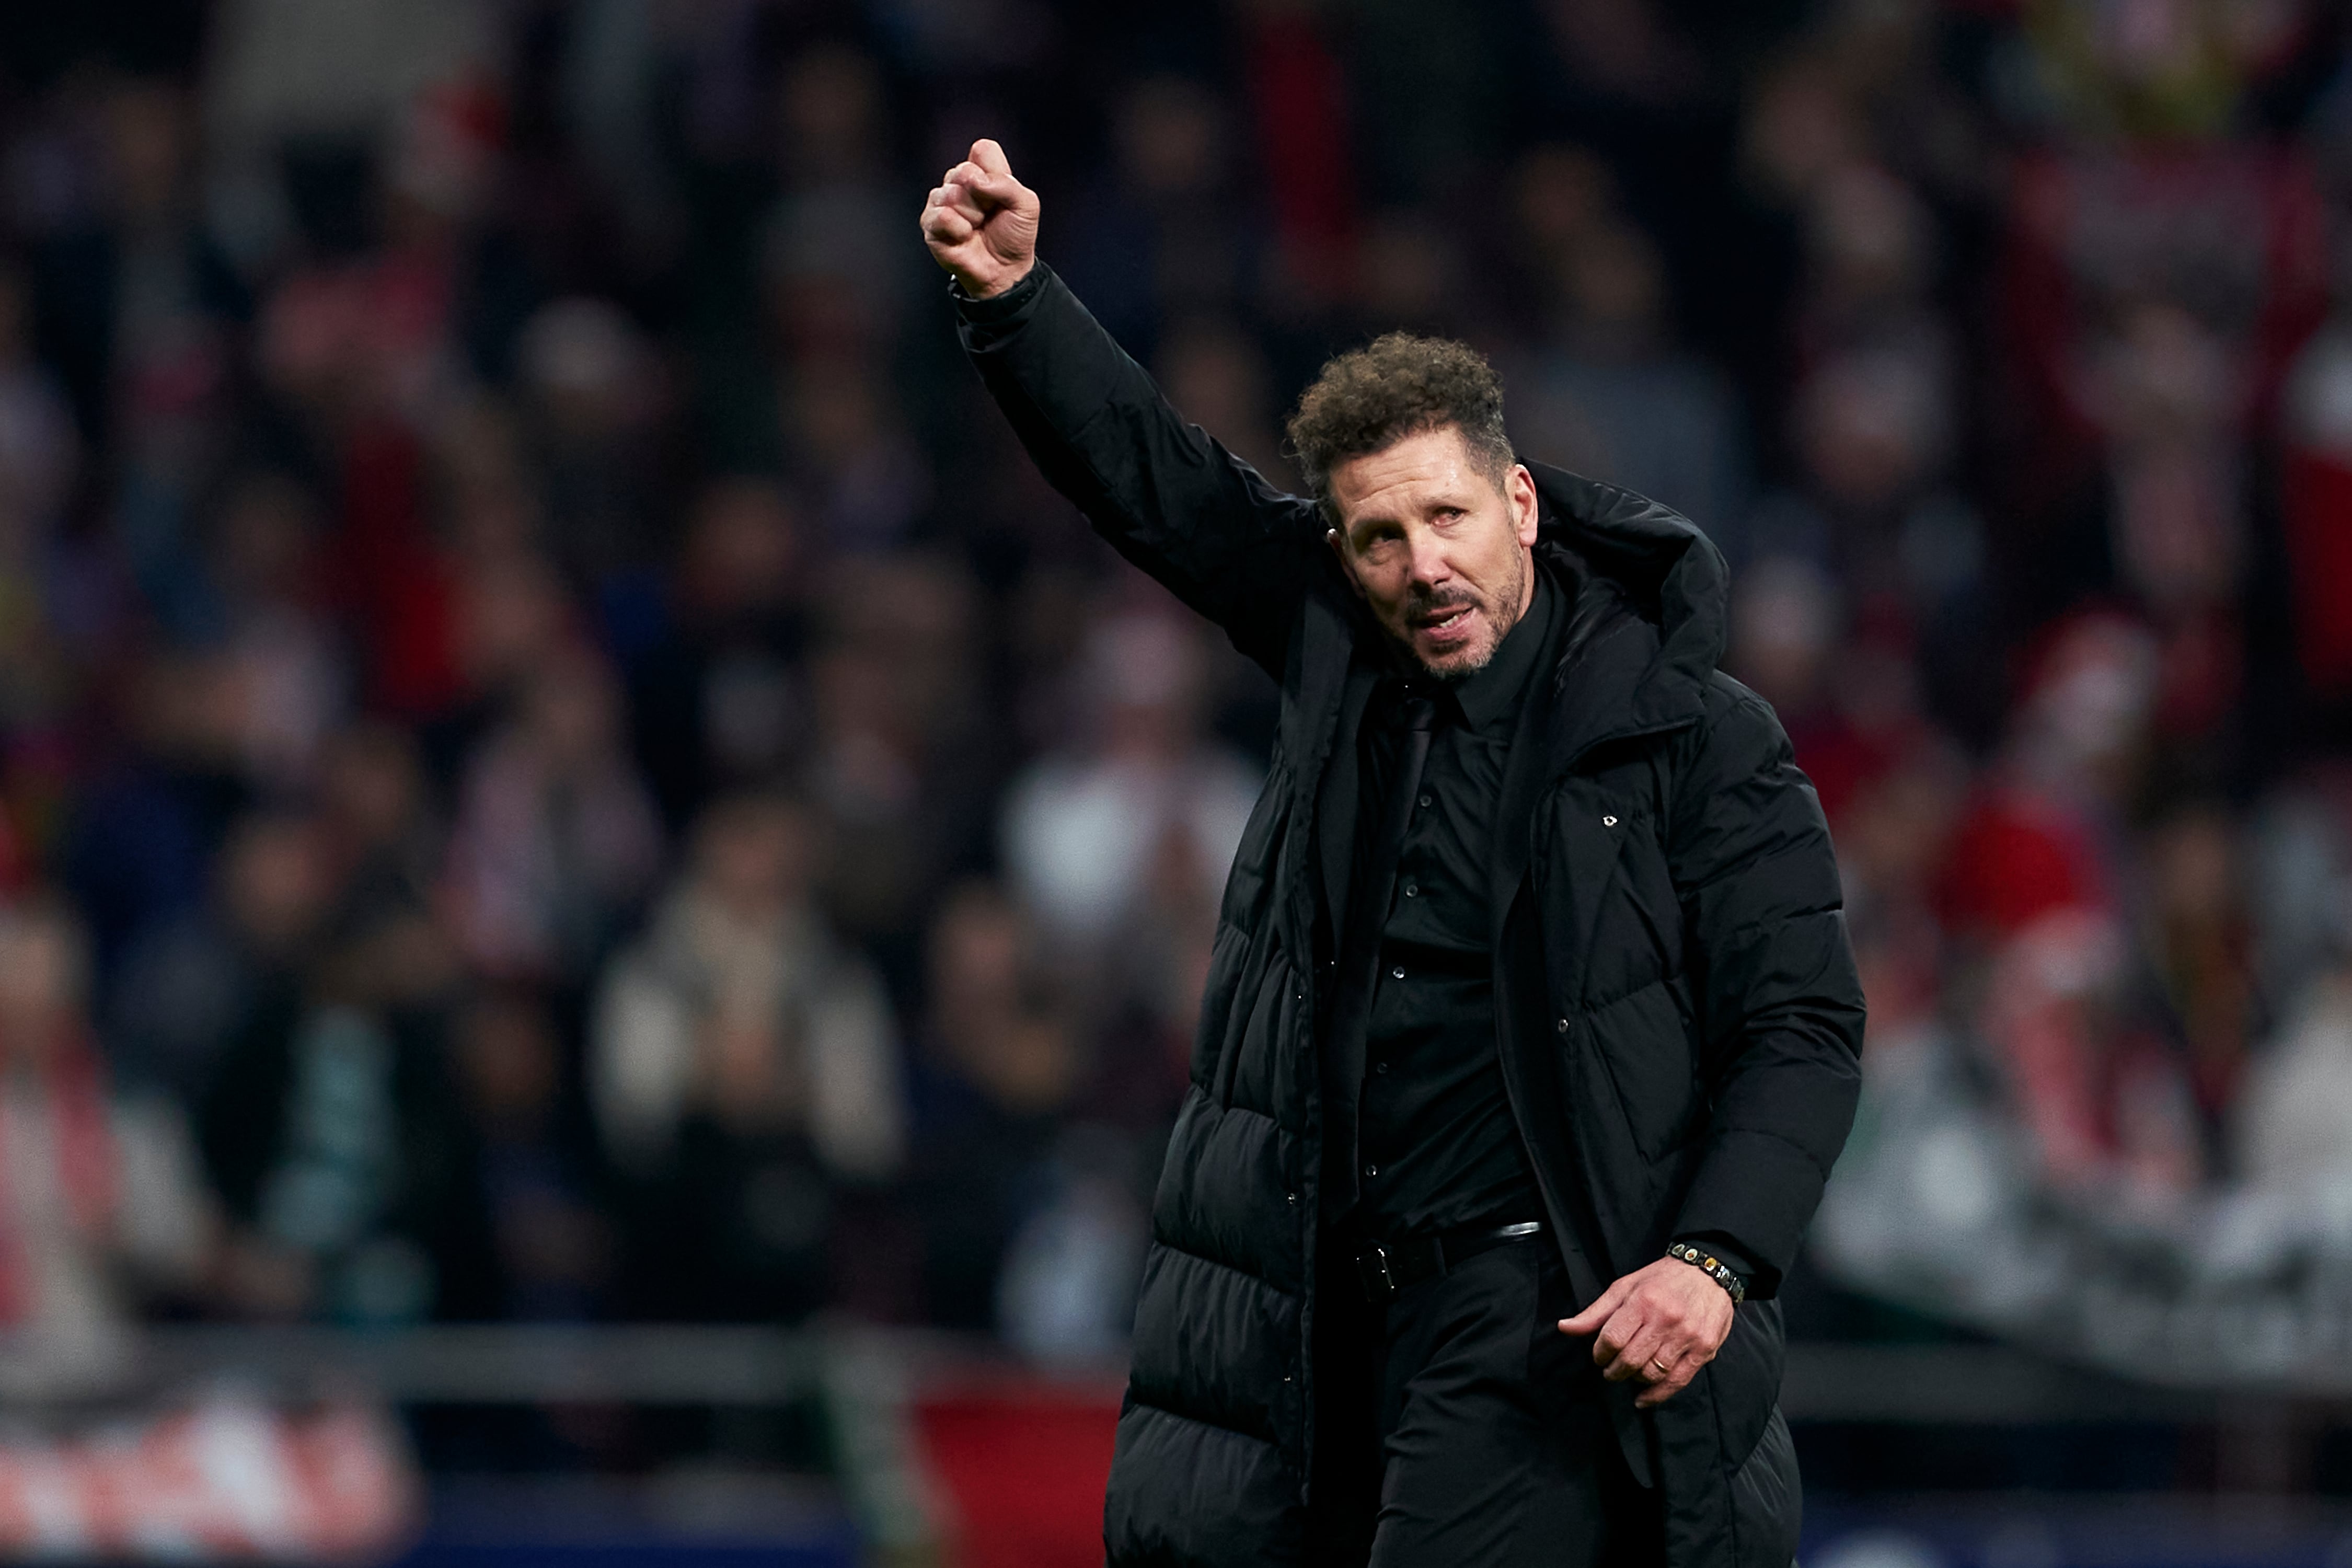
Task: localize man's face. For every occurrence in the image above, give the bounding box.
[1325,424,1540,678]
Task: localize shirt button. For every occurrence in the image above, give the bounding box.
[1403,883,1419,898]
[1557,1017,1571,1034]
[1417,794,1432,809]
[1363,1164,1379,1178]
[1375,1061,1390,1075]
[1391,966,1405,980]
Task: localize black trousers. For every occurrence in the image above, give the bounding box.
[1306,1233,1661,1567]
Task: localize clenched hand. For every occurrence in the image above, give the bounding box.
[1558,1256,1735,1409]
[920,137,1039,300]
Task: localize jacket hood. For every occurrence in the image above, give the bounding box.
[1528,462,1728,739]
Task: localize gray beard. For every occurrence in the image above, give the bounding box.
[1403,552,1531,681]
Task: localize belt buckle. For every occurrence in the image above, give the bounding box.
[1355,1241,1398,1302]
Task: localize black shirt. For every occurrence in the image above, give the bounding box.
[1350,569,1558,1238]
[1328,566,1762,1284]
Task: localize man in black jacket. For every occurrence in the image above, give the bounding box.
[922,140,1864,1568]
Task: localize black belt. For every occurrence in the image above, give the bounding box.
[1353,1219,1544,1303]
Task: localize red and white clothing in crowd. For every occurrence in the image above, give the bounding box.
[1937,614,2204,1194]
[0,1037,213,1395]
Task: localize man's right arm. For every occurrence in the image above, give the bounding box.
[923,141,1320,673]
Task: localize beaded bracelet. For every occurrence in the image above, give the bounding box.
[1667,1241,1747,1305]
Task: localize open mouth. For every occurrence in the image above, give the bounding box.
[1414,604,1475,640]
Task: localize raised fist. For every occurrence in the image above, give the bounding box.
[920,138,1039,299]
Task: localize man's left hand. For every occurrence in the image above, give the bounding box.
[1558,1256,1735,1409]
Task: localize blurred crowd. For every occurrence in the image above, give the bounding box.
[3,0,2352,1391]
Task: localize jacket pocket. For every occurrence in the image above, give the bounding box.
[1728,1407,1800,1568]
[1570,797,1689,1007]
[1580,976,1700,1163]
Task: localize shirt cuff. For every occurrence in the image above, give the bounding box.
[950,261,1048,326]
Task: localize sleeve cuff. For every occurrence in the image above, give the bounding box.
[950,262,1049,326]
[1671,1234,1758,1290]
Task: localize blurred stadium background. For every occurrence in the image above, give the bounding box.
[0,0,2350,1562]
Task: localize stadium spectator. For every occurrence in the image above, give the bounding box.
[623,477,811,831]
[106,809,338,1103]
[452,984,610,1319]
[0,900,215,1397]
[194,824,500,1324]
[441,648,664,985]
[907,880,1086,1333]
[590,787,901,1320]
[1001,608,1258,952]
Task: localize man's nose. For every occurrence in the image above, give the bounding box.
[1405,533,1450,590]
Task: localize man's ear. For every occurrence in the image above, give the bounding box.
[1325,527,1367,601]
[1509,464,1540,549]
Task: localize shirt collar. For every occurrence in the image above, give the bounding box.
[1448,565,1557,735]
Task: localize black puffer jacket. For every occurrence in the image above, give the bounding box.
[958,267,1865,1568]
